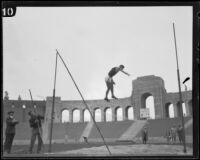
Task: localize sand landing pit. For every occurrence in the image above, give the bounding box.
[52,144,193,156]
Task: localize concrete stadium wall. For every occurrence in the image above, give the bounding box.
[2,117,193,145]
[3,75,194,145]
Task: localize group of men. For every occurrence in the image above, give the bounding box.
[165,124,184,144]
[4,110,44,154]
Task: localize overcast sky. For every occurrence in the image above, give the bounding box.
[3,6,193,101]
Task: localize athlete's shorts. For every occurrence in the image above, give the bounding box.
[105,76,114,89]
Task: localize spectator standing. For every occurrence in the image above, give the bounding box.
[165,130,171,144]
[171,125,177,143]
[141,126,148,144]
[4,111,19,154]
[177,125,184,144]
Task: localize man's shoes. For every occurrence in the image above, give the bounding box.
[112,96,118,99]
[104,97,110,102]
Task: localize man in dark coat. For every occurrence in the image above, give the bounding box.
[28,111,44,153]
[141,126,148,144]
[4,111,19,154]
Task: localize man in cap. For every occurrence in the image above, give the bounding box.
[28,111,44,154]
[104,65,130,102]
[4,111,19,154]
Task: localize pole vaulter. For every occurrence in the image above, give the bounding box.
[29,89,44,149]
[50,49,112,155]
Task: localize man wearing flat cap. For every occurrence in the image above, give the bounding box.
[4,111,19,154]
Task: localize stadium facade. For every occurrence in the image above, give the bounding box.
[3,75,193,144]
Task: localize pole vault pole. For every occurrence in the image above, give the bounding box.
[56,49,112,155]
[172,23,187,153]
[29,89,44,147]
[48,52,58,153]
[29,89,36,114]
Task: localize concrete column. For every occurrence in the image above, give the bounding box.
[69,110,73,123]
[112,108,116,121]
[101,108,105,122]
[80,109,84,122]
[133,107,135,120]
[42,122,50,144]
[188,101,193,116]
[189,105,193,117]
[154,96,163,119]
[92,109,96,121]
[123,108,127,121]
[133,98,140,120]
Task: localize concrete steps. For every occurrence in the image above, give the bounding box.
[79,121,94,142]
[185,118,192,129]
[118,120,147,141]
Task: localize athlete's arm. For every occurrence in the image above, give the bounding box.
[121,70,130,76]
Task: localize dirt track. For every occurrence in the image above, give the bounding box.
[52,144,193,156]
[3,142,193,157]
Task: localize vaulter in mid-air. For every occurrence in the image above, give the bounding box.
[104,65,130,102]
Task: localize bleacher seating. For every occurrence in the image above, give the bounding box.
[3,117,193,144]
[88,120,134,139]
[136,117,192,137]
[62,123,87,140]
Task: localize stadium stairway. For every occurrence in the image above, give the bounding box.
[79,121,94,142]
[185,118,192,129]
[118,120,147,141]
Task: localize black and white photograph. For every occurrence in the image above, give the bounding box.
[2,1,199,158]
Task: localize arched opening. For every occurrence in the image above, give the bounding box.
[115,107,123,121]
[176,101,186,117]
[141,93,155,119]
[94,108,101,122]
[125,106,134,120]
[182,103,187,117]
[72,109,80,123]
[188,100,192,116]
[83,109,91,122]
[104,107,112,122]
[61,109,69,123]
[165,103,174,118]
[168,104,174,118]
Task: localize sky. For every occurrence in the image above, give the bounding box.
[3,6,193,101]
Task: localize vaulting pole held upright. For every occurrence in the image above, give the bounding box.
[29,89,36,114]
[48,52,58,153]
[172,23,187,153]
